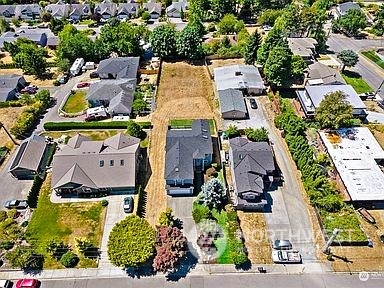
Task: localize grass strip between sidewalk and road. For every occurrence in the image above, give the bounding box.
[361,50,384,69]
[341,70,373,94]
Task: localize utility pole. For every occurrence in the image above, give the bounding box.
[322,228,339,254]
[0,122,18,146]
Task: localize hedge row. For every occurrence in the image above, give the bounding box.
[44,121,152,131]
[0,100,23,108]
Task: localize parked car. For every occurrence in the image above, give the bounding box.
[58,73,70,84]
[4,199,28,210]
[272,239,292,250]
[20,87,37,94]
[272,250,302,264]
[263,25,272,31]
[0,279,12,288]
[89,71,99,78]
[249,98,258,109]
[77,82,90,88]
[85,114,109,122]
[15,279,39,288]
[123,196,134,213]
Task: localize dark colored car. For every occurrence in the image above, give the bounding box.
[20,87,37,94]
[4,200,28,210]
[89,71,99,78]
[273,239,293,250]
[85,114,109,122]
[76,82,90,88]
[15,278,39,288]
[58,74,70,84]
[249,98,258,109]
[123,196,134,213]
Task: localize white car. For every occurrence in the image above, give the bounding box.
[272,250,302,264]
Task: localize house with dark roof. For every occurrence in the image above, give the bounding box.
[52,133,140,196]
[86,79,136,116]
[166,1,188,18]
[287,37,317,62]
[9,135,48,180]
[229,137,276,210]
[0,5,16,19]
[218,89,247,119]
[305,62,345,86]
[97,57,139,79]
[0,74,27,102]
[144,0,162,19]
[335,1,362,18]
[95,0,117,20]
[47,36,59,49]
[15,4,42,20]
[117,3,139,19]
[45,1,70,19]
[69,4,91,21]
[165,119,213,196]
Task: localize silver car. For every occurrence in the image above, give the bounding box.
[4,199,28,210]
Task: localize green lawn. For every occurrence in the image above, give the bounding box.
[170,119,216,135]
[362,50,384,69]
[79,19,95,25]
[25,176,106,268]
[341,70,373,94]
[62,90,88,114]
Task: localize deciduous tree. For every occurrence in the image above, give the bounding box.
[264,42,292,87]
[337,49,359,72]
[335,9,367,36]
[176,24,204,59]
[150,23,177,58]
[244,127,269,142]
[217,14,244,35]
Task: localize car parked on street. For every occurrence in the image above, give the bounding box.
[249,98,258,109]
[4,199,28,210]
[58,73,70,84]
[123,196,134,213]
[15,278,39,288]
[77,82,90,88]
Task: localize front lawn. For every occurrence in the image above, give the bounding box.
[362,50,384,69]
[62,90,88,114]
[341,70,373,94]
[25,175,107,268]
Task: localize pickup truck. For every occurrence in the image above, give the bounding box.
[272,250,302,264]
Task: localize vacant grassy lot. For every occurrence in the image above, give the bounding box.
[0,107,24,148]
[26,175,107,269]
[62,90,88,114]
[362,50,384,69]
[341,70,372,94]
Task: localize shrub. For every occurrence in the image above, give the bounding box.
[192,203,211,223]
[197,178,226,210]
[0,240,14,250]
[0,210,7,222]
[158,208,175,227]
[206,167,218,178]
[75,237,94,254]
[101,199,109,207]
[226,125,240,138]
[44,121,152,131]
[5,246,44,270]
[46,239,70,260]
[60,251,79,268]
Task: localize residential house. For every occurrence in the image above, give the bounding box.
[305,62,345,86]
[213,65,265,95]
[296,84,367,119]
[166,1,188,18]
[45,1,70,19]
[0,31,47,49]
[15,4,42,20]
[218,89,247,119]
[229,137,276,211]
[9,135,48,180]
[96,57,139,80]
[117,3,139,20]
[165,119,213,196]
[335,1,362,18]
[86,79,136,116]
[0,5,16,20]
[69,4,91,21]
[52,133,141,195]
[94,0,117,21]
[144,0,162,19]
[287,37,317,62]
[0,74,27,102]
[47,36,59,49]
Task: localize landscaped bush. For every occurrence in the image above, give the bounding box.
[0,240,14,250]
[0,100,23,108]
[60,251,79,268]
[46,239,70,260]
[0,210,7,222]
[192,202,211,223]
[101,199,109,207]
[44,121,152,131]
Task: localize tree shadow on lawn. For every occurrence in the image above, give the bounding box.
[165,247,199,282]
[342,70,362,79]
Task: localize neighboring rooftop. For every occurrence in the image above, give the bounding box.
[306,62,345,85]
[218,89,247,115]
[337,1,361,15]
[96,57,139,79]
[287,37,317,58]
[319,127,384,201]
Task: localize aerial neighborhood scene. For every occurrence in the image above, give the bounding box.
[0,0,384,287]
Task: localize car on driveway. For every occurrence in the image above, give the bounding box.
[123,196,134,213]
[77,82,90,88]
[273,239,293,250]
[249,98,258,109]
[4,199,28,210]
[272,250,302,264]
[58,73,70,84]
[20,87,37,94]
[15,279,39,288]
[90,71,99,78]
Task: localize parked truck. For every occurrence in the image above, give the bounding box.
[272,250,302,264]
[70,58,85,76]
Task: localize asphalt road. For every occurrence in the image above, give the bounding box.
[40,273,383,288]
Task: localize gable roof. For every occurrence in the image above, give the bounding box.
[144,1,162,14]
[15,4,42,17]
[166,1,188,13]
[117,3,139,15]
[0,5,16,16]
[337,1,361,15]
[69,4,91,17]
[218,89,247,114]
[95,0,117,16]
[45,3,70,18]
[9,135,47,173]
[165,119,212,180]
[0,74,25,102]
[306,62,345,85]
[287,37,317,58]
[97,57,139,79]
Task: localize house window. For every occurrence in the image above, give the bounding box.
[110,160,114,166]
[99,160,104,167]
[120,159,124,166]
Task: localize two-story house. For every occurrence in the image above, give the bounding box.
[94,0,117,21]
[117,3,139,20]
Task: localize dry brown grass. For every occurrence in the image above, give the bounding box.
[364,101,384,113]
[372,129,384,149]
[0,107,24,148]
[206,58,245,76]
[0,67,60,87]
[145,61,216,226]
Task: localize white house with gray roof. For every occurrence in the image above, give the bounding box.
[166,1,188,18]
[165,119,213,196]
[213,65,264,95]
[218,89,247,119]
[117,3,139,19]
[52,133,140,196]
[45,1,91,21]
[144,0,162,19]
[229,137,276,210]
[305,62,345,86]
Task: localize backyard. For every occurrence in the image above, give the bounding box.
[62,90,88,114]
[25,176,107,269]
[341,70,372,94]
[0,107,24,148]
[362,50,384,69]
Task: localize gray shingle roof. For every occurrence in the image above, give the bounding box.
[306,62,345,85]
[218,89,247,114]
[69,4,91,17]
[166,1,188,13]
[97,57,139,79]
[95,0,117,16]
[213,65,264,91]
[45,3,70,18]
[337,1,361,15]
[15,4,42,18]
[0,5,16,17]
[144,1,162,14]
[117,3,139,15]
[0,74,25,102]
[9,135,47,173]
[287,37,317,58]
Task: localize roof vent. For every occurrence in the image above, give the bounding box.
[175,167,179,172]
[239,154,244,160]
[202,135,208,139]
[235,71,242,76]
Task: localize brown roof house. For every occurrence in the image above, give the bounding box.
[52,133,140,196]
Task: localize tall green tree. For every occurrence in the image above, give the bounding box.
[264,42,293,87]
[211,0,236,19]
[0,18,10,34]
[217,14,245,35]
[176,24,204,59]
[335,9,367,36]
[48,17,68,36]
[257,26,285,65]
[244,31,262,65]
[150,23,178,58]
[337,49,359,72]
[315,91,353,129]
[291,55,307,81]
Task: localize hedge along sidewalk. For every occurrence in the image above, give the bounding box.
[43,121,152,131]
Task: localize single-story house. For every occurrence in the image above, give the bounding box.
[96,57,139,80]
[296,84,367,119]
[45,1,70,19]
[287,37,317,62]
[335,1,362,18]
[305,62,345,86]
[52,133,140,196]
[15,4,42,20]
[0,74,27,102]
[0,5,16,19]
[213,65,265,95]
[9,135,48,180]
[86,79,136,116]
[218,89,247,119]
[144,0,162,19]
[117,3,139,19]
[166,1,188,18]
[94,0,117,20]
[229,137,276,211]
[0,31,47,48]
[165,119,213,196]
